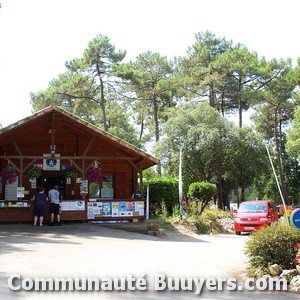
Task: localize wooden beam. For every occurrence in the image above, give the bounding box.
[23,159,38,173]
[82,138,94,156]
[11,137,22,156]
[7,159,20,173]
[68,159,83,174]
[0,155,137,160]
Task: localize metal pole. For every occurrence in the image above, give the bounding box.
[179,147,183,204]
[146,184,149,220]
[265,144,287,212]
[179,147,186,220]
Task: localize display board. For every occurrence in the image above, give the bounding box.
[87,201,144,219]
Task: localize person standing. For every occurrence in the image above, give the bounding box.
[48,185,62,226]
[31,187,48,226]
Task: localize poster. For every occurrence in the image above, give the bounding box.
[87,202,94,219]
[135,201,145,216]
[112,202,119,216]
[119,202,126,216]
[29,177,36,188]
[17,187,25,198]
[80,178,88,195]
[93,202,102,216]
[102,202,112,216]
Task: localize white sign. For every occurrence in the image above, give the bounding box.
[61,200,85,211]
[43,153,60,171]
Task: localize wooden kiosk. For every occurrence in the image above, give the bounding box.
[0,105,159,223]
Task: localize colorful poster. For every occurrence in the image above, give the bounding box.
[112,202,119,216]
[126,202,134,211]
[119,202,126,216]
[102,202,112,216]
[17,187,25,198]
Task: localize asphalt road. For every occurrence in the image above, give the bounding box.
[0,223,298,299]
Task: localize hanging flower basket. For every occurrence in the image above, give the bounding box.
[86,166,103,183]
[27,166,42,178]
[0,166,17,185]
[64,167,78,179]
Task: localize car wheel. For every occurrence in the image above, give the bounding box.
[235,231,241,235]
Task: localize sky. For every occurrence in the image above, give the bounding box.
[0,0,299,128]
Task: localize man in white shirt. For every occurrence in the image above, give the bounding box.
[48,185,62,225]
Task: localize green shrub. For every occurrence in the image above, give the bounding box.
[188,182,216,215]
[203,208,232,221]
[145,176,178,214]
[172,204,180,218]
[194,217,210,234]
[245,223,300,276]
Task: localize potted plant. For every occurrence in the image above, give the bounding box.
[64,167,78,179]
[86,165,103,182]
[0,166,17,184]
[27,166,42,178]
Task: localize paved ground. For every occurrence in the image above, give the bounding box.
[0,222,298,299]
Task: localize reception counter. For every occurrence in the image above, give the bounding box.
[0,199,145,223]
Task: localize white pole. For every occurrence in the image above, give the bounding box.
[265,144,287,212]
[179,147,183,204]
[146,184,149,220]
[179,147,187,219]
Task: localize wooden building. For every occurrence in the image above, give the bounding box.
[0,105,159,223]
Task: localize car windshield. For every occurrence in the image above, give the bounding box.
[239,202,267,213]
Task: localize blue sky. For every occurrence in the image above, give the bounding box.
[0,0,299,127]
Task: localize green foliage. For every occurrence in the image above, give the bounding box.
[145,176,178,214]
[142,167,157,181]
[158,102,230,187]
[244,223,300,276]
[188,182,216,215]
[157,201,169,221]
[116,51,176,148]
[202,208,232,221]
[172,204,180,218]
[63,167,78,179]
[287,106,300,158]
[27,166,42,178]
[194,217,210,234]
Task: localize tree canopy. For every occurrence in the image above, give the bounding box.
[25,31,300,206]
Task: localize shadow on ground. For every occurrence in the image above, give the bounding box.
[0,220,210,255]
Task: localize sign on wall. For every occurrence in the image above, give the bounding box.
[43,153,60,171]
[61,200,85,211]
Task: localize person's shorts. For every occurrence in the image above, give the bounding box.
[50,203,60,215]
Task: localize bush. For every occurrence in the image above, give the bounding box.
[202,208,232,221]
[187,182,216,215]
[194,217,210,234]
[145,176,178,214]
[245,223,300,276]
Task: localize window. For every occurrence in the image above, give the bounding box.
[101,176,113,198]
[88,175,114,199]
[89,182,100,198]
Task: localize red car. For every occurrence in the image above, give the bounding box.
[234,200,278,235]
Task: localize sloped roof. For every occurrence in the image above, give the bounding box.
[0,104,159,169]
